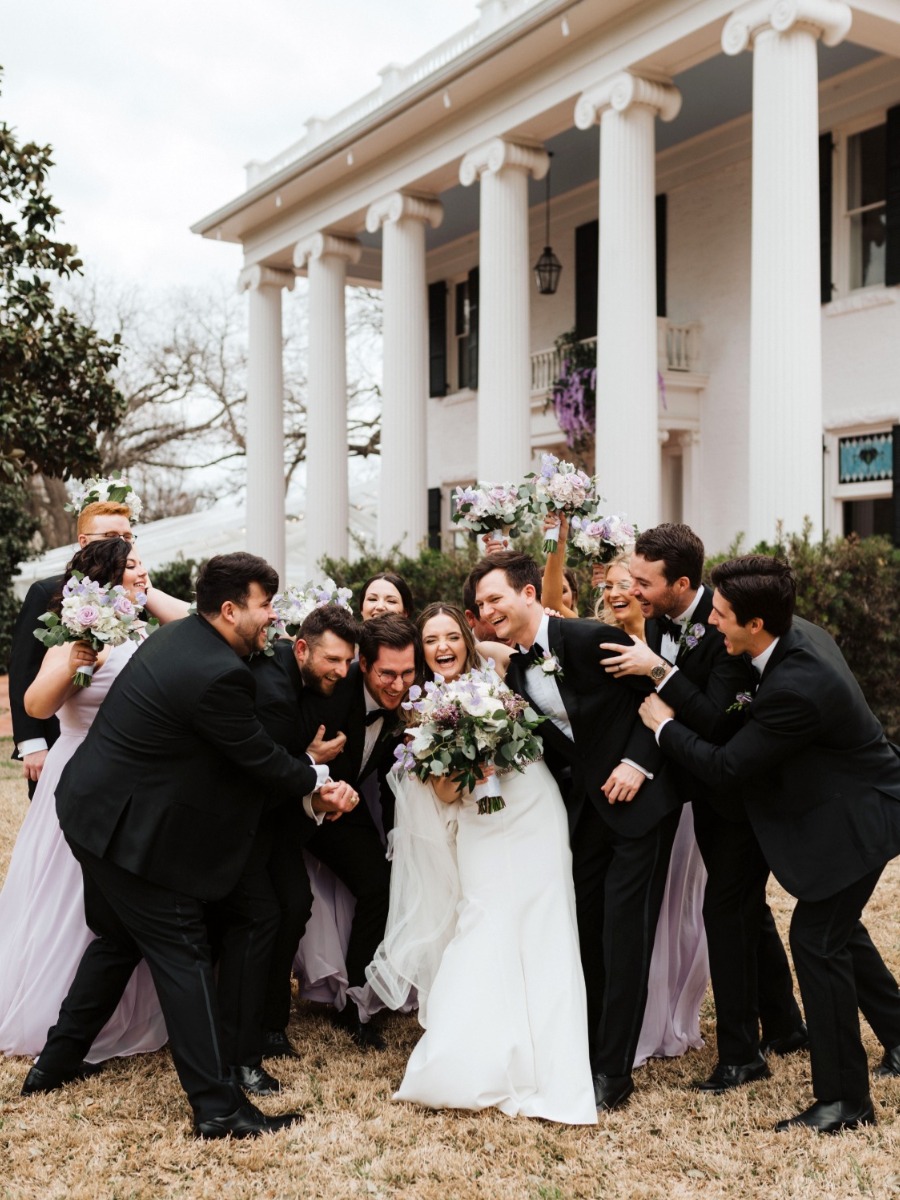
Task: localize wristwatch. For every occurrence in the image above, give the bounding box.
[649,661,670,684]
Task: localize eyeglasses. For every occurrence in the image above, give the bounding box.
[602,579,633,593]
[83,531,136,544]
[372,668,417,685]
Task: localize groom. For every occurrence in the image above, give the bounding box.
[469,551,680,1112]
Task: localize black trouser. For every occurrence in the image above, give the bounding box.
[37,841,242,1123]
[260,806,315,1033]
[692,798,802,1063]
[305,799,390,993]
[571,802,681,1077]
[790,863,900,1102]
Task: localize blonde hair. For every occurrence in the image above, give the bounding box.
[594,554,634,627]
[76,501,132,536]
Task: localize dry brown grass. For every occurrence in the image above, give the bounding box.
[1,738,898,1199]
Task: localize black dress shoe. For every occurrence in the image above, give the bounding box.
[21,1060,103,1095]
[873,1044,900,1077]
[693,1053,771,1093]
[592,1072,634,1111]
[775,1098,875,1133]
[331,1005,386,1051]
[262,1029,300,1059]
[230,1064,282,1096]
[194,1101,304,1139]
[760,1023,809,1057]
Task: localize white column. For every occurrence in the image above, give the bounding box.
[460,139,549,482]
[293,233,361,569]
[366,192,443,555]
[723,0,851,543]
[576,74,681,528]
[237,265,294,581]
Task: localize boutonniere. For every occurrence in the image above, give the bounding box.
[538,650,564,679]
[678,622,706,654]
[726,690,753,714]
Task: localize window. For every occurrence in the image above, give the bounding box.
[454,267,479,390]
[846,123,887,289]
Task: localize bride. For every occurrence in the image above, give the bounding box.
[367,602,597,1125]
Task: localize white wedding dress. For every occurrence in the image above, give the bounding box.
[368,759,597,1126]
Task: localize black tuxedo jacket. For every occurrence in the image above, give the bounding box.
[8,573,64,755]
[56,614,320,901]
[647,590,755,817]
[506,617,679,838]
[659,617,900,901]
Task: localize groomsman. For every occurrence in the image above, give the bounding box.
[600,524,805,1093]
[304,612,421,1048]
[641,554,900,1132]
[470,552,680,1112]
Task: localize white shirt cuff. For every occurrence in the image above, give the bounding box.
[655,665,678,692]
[621,757,653,781]
[654,717,675,744]
[302,762,332,824]
[17,738,49,757]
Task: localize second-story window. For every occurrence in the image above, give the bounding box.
[846,123,887,290]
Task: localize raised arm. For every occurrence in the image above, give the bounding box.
[540,514,578,618]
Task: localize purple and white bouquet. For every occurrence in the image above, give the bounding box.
[394,664,545,814]
[64,472,143,521]
[271,578,354,638]
[568,511,637,564]
[451,482,533,539]
[34,573,147,687]
[526,454,598,554]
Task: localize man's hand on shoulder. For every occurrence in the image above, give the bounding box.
[313,779,359,821]
[306,725,347,764]
[599,636,662,678]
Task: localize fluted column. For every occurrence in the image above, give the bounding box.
[723,0,851,542]
[366,192,443,555]
[576,74,681,527]
[460,139,549,482]
[294,233,361,568]
[237,265,295,580]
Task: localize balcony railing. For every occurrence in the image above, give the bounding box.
[530,321,702,394]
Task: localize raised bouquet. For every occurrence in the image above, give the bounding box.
[34,573,147,687]
[526,454,598,553]
[451,482,533,539]
[393,663,545,814]
[64,472,143,522]
[568,511,637,564]
[272,578,354,638]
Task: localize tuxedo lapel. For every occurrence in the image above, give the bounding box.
[645,618,664,655]
[547,619,580,729]
[674,588,713,669]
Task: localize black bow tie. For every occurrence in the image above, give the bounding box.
[658,616,682,641]
[516,643,545,668]
[365,707,390,726]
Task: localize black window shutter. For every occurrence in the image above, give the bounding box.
[886,106,900,287]
[655,193,667,318]
[574,219,598,341]
[467,266,479,389]
[819,132,834,303]
[428,281,448,397]
[427,487,441,550]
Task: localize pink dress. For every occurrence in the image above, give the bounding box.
[0,641,167,1061]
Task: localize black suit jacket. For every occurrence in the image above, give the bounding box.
[506,617,679,838]
[659,617,900,901]
[56,614,320,901]
[8,574,64,756]
[647,589,755,818]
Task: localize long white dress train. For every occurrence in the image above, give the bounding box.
[368,760,597,1126]
[0,641,167,1061]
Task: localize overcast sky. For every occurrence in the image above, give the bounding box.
[2,1,476,295]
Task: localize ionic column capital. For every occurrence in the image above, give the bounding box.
[459,138,549,187]
[237,264,295,294]
[575,72,682,129]
[722,0,851,55]
[365,192,443,234]
[293,232,362,270]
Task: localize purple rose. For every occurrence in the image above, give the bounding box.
[76,605,100,628]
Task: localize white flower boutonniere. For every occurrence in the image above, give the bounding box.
[538,651,564,679]
[678,622,706,654]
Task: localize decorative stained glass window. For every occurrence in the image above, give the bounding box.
[838,432,892,484]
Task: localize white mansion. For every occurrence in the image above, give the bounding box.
[193,0,900,575]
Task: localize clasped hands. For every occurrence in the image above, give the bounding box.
[306,726,356,820]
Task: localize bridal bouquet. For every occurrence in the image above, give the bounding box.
[64,472,143,521]
[568,511,637,564]
[394,664,545,814]
[451,482,533,539]
[34,573,147,687]
[526,454,598,553]
[272,578,354,637]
